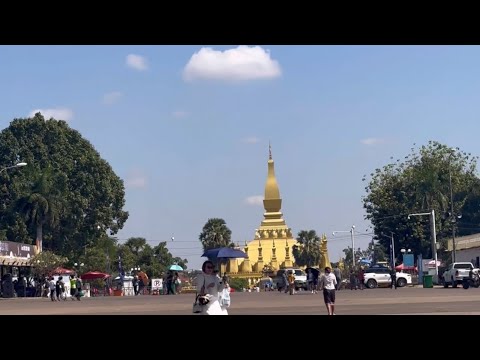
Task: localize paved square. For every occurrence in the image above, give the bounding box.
[1,287,480,315]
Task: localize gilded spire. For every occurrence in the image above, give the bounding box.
[263,143,281,213]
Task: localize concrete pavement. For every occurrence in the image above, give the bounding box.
[1,286,479,314]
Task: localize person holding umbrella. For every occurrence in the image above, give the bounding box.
[195,260,227,315]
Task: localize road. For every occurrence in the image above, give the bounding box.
[1,287,479,315]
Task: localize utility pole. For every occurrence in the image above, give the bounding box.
[390,232,395,268]
[430,209,439,279]
[408,210,439,279]
[332,224,356,269]
[350,225,356,269]
[449,170,456,263]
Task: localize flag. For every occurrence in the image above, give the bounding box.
[118,256,125,285]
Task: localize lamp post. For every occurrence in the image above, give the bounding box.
[375,232,396,269]
[448,148,459,263]
[333,225,356,269]
[0,162,27,174]
[408,210,438,278]
[73,262,84,276]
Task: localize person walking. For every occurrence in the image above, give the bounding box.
[390,269,397,289]
[333,265,342,290]
[319,267,337,315]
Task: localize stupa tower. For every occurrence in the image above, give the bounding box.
[237,143,297,273]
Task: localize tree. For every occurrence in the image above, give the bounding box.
[199,218,234,252]
[0,113,129,257]
[292,230,322,267]
[342,247,364,270]
[31,250,68,279]
[124,237,147,256]
[15,167,65,252]
[112,240,188,278]
[76,236,118,274]
[363,141,479,263]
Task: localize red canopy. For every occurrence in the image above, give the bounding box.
[52,267,75,275]
[81,271,111,280]
[395,263,418,272]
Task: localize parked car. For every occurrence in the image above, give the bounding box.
[363,267,412,288]
[443,262,478,288]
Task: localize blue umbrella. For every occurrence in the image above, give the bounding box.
[359,258,372,265]
[202,247,247,259]
[169,264,184,271]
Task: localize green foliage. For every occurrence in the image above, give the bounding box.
[15,166,65,250]
[292,230,322,267]
[342,242,387,271]
[0,113,129,257]
[31,250,68,278]
[363,141,480,262]
[229,277,248,291]
[66,236,189,278]
[199,218,234,252]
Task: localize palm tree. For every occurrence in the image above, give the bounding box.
[125,237,147,256]
[292,230,322,267]
[16,168,64,252]
[199,218,233,251]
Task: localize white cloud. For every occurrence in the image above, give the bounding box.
[172,110,189,119]
[183,46,282,82]
[361,138,386,146]
[244,195,263,206]
[126,169,147,189]
[29,108,74,122]
[102,91,123,105]
[242,136,260,144]
[126,54,148,71]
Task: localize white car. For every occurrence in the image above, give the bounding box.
[363,268,412,288]
[285,268,308,291]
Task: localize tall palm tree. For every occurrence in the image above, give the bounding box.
[199,218,233,252]
[16,168,64,252]
[125,237,147,256]
[292,230,322,267]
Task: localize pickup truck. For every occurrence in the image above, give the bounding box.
[443,262,476,288]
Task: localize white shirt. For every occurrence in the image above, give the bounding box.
[196,273,223,296]
[49,280,56,290]
[320,273,337,290]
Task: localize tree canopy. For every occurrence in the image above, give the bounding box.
[363,141,480,263]
[292,230,322,267]
[0,113,129,258]
[199,218,234,252]
[72,237,188,278]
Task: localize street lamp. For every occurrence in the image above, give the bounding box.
[379,232,396,269]
[448,147,458,262]
[0,162,27,173]
[333,225,356,269]
[408,210,438,278]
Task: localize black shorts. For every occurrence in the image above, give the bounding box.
[323,289,335,304]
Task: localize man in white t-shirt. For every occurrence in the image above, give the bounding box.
[319,267,337,315]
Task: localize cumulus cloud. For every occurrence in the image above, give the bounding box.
[126,169,147,189]
[183,46,281,82]
[361,138,386,146]
[172,110,189,119]
[244,195,263,206]
[242,136,260,144]
[126,54,148,71]
[102,91,123,105]
[29,107,74,122]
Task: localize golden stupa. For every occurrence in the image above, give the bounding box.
[226,145,333,285]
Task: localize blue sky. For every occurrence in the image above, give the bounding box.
[1,45,480,269]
